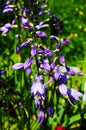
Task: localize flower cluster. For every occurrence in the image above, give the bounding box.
[1,0,84,125]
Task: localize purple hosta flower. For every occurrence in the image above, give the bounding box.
[16,39,32,53]
[58,73,67,85]
[59,84,67,96]
[66,66,75,76]
[6,0,12,5]
[21,17,30,28]
[24,9,31,14]
[39,19,49,26]
[47,106,54,117]
[54,65,60,81]
[24,57,33,70]
[40,5,47,9]
[50,35,57,40]
[78,72,84,76]
[15,34,20,39]
[0,23,12,34]
[44,48,54,57]
[35,24,49,30]
[12,63,24,70]
[39,10,50,15]
[0,70,6,75]
[3,5,14,13]
[40,59,51,72]
[35,99,42,110]
[12,18,16,24]
[50,58,57,70]
[31,75,46,99]
[61,38,69,44]
[60,53,65,66]
[36,31,47,38]
[38,111,45,125]
[56,44,60,49]
[67,88,83,104]
[31,44,37,57]
[12,58,32,74]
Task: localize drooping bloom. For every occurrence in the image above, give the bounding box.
[3,5,14,13]
[38,111,45,125]
[0,23,12,34]
[40,59,51,72]
[47,106,54,117]
[31,44,37,57]
[67,88,83,104]
[30,75,46,99]
[36,31,47,38]
[12,63,24,70]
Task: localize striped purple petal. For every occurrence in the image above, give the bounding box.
[12,63,24,70]
[59,84,67,96]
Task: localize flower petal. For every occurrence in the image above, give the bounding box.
[59,84,67,96]
[12,63,24,70]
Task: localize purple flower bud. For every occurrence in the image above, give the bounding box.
[50,35,57,40]
[38,111,45,125]
[36,31,47,38]
[24,9,31,14]
[39,10,50,15]
[21,17,29,27]
[12,63,24,70]
[20,40,32,48]
[59,84,67,96]
[56,44,60,49]
[61,38,69,44]
[16,46,20,53]
[78,72,84,76]
[60,53,65,65]
[12,18,16,24]
[0,70,6,75]
[66,66,75,76]
[15,34,20,39]
[6,0,12,5]
[47,107,54,117]
[0,23,12,34]
[34,100,41,110]
[31,44,37,57]
[54,65,60,81]
[40,5,47,9]
[50,58,57,70]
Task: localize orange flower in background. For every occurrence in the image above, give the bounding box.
[55,125,66,130]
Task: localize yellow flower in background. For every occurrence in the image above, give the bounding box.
[75,8,79,12]
[74,33,78,37]
[78,25,82,29]
[67,33,74,39]
[79,11,83,15]
[83,28,86,32]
